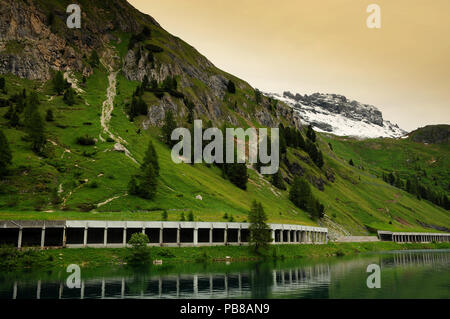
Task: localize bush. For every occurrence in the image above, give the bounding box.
[127,233,151,265]
[76,135,96,146]
[156,248,175,258]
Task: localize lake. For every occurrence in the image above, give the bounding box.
[0,249,449,299]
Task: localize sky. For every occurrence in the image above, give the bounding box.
[129,0,450,131]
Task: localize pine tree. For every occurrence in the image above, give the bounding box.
[161,210,168,221]
[306,124,316,142]
[28,110,46,154]
[137,163,158,199]
[227,163,248,190]
[9,109,19,128]
[188,211,194,221]
[0,77,5,93]
[45,109,54,122]
[316,150,324,168]
[180,212,185,221]
[254,89,262,104]
[227,80,236,94]
[128,176,139,196]
[63,87,76,106]
[3,104,13,120]
[289,177,312,210]
[23,96,38,135]
[248,201,272,252]
[142,140,159,175]
[0,130,12,177]
[89,50,100,68]
[306,139,319,163]
[271,169,286,190]
[161,110,177,147]
[53,71,66,95]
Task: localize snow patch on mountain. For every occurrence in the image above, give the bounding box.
[267,92,407,139]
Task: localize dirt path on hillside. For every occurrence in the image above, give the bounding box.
[100,48,138,165]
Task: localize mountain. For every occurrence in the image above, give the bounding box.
[0,0,448,238]
[268,91,407,139]
[408,125,450,144]
[0,0,300,129]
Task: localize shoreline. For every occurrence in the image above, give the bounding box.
[1,241,449,272]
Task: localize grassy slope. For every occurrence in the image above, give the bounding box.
[0,32,449,234]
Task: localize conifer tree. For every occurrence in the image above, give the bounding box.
[271,169,286,190]
[28,110,46,154]
[0,130,12,177]
[63,87,76,106]
[227,80,236,94]
[53,71,66,95]
[45,109,54,122]
[306,124,316,142]
[142,140,159,176]
[162,110,177,147]
[289,177,312,210]
[248,201,272,252]
[0,77,5,93]
[9,109,19,128]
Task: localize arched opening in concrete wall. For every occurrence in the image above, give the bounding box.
[126,228,142,242]
[227,229,238,242]
[163,228,177,243]
[66,228,84,245]
[212,229,225,243]
[21,228,41,247]
[0,229,18,246]
[45,228,64,246]
[87,228,104,244]
[145,228,160,243]
[198,229,210,243]
[107,228,123,244]
[180,229,193,243]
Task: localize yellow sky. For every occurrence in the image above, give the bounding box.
[129,0,450,131]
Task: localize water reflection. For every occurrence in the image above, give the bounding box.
[1,250,449,299]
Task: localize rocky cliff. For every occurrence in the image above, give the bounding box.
[0,0,300,130]
[270,91,406,138]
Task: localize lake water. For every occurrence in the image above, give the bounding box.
[1,249,449,299]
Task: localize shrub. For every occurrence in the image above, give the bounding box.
[157,248,175,258]
[127,233,151,265]
[76,135,96,146]
[45,109,54,122]
[227,80,236,94]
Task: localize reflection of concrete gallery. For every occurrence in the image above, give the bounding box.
[0,220,328,248]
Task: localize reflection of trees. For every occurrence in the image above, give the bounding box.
[250,262,273,299]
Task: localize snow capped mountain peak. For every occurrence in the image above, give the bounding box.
[267,91,407,139]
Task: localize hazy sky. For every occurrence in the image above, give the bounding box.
[129,0,450,131]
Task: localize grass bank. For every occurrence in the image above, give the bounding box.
[1,241,449,271]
